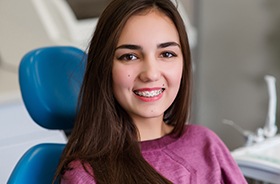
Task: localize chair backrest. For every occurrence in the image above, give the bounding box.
[7,144,65,184]
[7,46,87,184]
[19,46,86,130]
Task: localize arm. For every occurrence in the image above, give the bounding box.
[209,130,247,184]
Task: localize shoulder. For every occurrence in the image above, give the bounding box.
[168,124,237,167]
[61,160,95,184]
[184,124,216,135]
[174,124,247,183]
[178,124,231,154]
[180,124,221,144]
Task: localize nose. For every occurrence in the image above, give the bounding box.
[139,57,161,82]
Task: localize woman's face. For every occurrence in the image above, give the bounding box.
[112,9,183,124]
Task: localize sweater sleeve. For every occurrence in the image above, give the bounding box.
[207,128,247,184]
[61,160,96,184]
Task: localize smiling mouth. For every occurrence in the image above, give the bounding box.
[134,89,164,98]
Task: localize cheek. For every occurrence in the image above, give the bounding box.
[112,65,134,93]
[112,65,136,109]
[166,63,183,88]
[170,73,182,95]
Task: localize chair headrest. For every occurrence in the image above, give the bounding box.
[19,46,87,130]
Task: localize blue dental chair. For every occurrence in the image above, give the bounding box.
[7,46,87,184]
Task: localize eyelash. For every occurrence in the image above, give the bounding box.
[117,51,177,61]
[160,51,177,58]
[117,53,138,61]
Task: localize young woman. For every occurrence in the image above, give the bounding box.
[55,0,247,183]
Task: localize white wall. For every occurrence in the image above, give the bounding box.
[0,0,54,103]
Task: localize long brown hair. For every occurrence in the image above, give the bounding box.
[55,0,192,183]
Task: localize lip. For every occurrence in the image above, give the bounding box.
[133,87,164,102]
[134,87,163,91]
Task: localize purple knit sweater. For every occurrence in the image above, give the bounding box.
[61,125,247,184]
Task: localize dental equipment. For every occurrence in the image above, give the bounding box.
[223,75,278,146]
[263,75,278,138]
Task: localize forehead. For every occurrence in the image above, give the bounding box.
[117,9,180,45]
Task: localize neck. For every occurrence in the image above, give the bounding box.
[133,116,173,141]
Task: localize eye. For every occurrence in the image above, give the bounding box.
[118,53,138,61]
[160,51,177,58]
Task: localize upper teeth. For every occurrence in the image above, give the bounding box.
[134,89,163,98]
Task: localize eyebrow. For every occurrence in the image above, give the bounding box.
[158,42,181,49]
[115,44,142,50]
[115,41,180,51]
